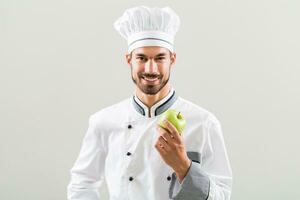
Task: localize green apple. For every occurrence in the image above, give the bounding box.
[158,109,187,135]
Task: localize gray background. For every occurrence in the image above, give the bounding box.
[1,0,299,199]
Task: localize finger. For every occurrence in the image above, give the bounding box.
[156,124,168,134]
[158,136,171,151]
[161,129,175,143]
[157,126,176,144]
[154,141,167,154]
[164,120,181,140]
[156,125,170,137]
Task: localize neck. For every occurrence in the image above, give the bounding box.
[135,84,171,109]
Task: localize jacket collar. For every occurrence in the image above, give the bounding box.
[132,87,178,118]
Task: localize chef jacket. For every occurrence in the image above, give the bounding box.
[67,87,233,200]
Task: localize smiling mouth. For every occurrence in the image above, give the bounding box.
[143,77,159,81]
[141,76,160,84]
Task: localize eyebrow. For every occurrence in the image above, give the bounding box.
[135,53,168,57]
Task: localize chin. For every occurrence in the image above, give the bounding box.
[139,84,163,95]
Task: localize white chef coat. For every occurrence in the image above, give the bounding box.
[67,87,232,200]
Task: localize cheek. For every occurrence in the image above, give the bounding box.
[161,66,170,76]
[131,67,142,78]
[131,61,143,70]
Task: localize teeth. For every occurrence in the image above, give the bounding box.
[144,77,158,81]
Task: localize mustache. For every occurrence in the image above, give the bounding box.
[139,73,161,79]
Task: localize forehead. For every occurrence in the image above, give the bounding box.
[132,46,170,56]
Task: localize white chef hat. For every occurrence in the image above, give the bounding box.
[114,6,180,53]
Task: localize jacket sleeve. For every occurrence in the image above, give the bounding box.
[169,116,233,200]
[67,115,106,200]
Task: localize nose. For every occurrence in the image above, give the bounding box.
[144,59,158,74]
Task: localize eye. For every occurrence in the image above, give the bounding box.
[136,57,147,62]
[155,57,165,61]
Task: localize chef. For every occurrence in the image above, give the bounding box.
[67,6,232,200]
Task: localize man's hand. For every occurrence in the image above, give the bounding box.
[154,119,192,183]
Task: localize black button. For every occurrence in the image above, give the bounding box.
[128,124,132,129]
[167,176,171,181]
[126,152,131,156]
[129,177,134,181]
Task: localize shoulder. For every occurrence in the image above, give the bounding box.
[176,96,221,127]
[88,97,132,126]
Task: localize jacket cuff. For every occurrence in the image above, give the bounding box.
[168,161,210,200]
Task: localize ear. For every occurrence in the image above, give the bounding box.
[170,52,176,66]
[125,53,132,66]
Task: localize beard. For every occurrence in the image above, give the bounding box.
[131,68,170,95]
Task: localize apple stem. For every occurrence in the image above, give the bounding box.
[177,112,181,118]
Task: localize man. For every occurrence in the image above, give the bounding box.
[67,6,232,200]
